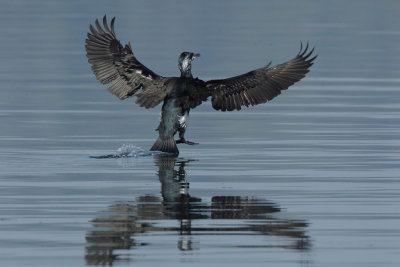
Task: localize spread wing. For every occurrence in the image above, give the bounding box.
[85,15,172,108]
[206,43,317,111]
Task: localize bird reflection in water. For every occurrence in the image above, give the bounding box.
[85,156,310,265]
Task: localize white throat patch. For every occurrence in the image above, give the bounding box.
[181,59,191,72]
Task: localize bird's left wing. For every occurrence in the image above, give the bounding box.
[205,43,317,111]
[85,16,171,107]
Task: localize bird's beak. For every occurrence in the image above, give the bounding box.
[192,53,200,60]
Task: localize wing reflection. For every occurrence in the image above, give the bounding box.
[85,156,310,265]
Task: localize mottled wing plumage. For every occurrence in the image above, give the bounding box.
[85,16,170,106]
[135,78,178,108]
[206,43,317,111]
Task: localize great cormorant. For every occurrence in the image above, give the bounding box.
[85,16,317,155]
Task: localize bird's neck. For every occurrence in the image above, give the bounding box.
[179,61,193,78]
[180,70,193,78]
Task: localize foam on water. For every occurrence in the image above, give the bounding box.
[90,144,167,159]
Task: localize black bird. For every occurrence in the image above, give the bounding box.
[85,16,316,155]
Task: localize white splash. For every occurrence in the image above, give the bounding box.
[116,144,145,157]
[90,144,169,159]
[116,144,169,157]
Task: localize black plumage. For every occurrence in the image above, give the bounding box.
[85,16,317,155]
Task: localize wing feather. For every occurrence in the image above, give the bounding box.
[85,15,171,106]
[206,43,317,111]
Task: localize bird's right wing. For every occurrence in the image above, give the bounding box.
[85,16,172,107]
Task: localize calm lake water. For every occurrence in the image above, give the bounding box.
[1,0,400,266]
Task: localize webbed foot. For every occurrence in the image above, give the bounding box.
[176,138,198,145]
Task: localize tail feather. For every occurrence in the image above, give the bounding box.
[150,136,179,155]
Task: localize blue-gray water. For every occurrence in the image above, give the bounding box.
[1,1,400,266]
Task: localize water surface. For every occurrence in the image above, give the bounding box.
[1,1,400,266]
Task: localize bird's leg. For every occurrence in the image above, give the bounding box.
[176,122,198,145]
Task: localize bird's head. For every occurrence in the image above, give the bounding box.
[178,52,200,78]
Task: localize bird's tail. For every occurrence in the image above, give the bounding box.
[150,136,179,155]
